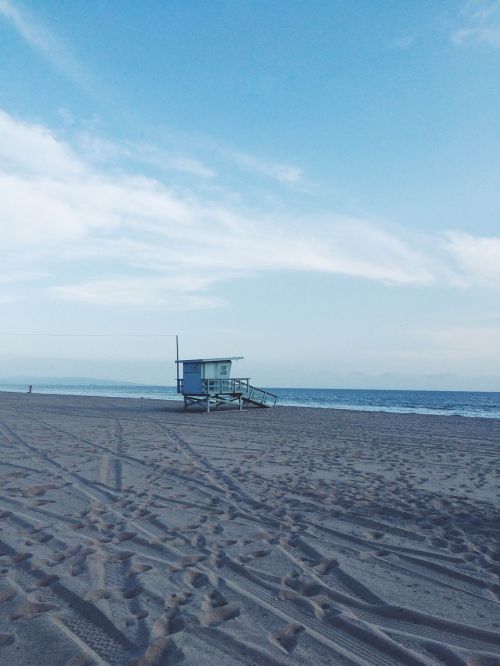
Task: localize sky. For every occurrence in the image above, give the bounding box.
[1,0,500,390]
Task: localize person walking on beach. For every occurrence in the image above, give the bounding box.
[27,384,32,393]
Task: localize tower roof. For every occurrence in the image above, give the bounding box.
[175,357,243,364]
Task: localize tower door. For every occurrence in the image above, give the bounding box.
[183,362,203,394]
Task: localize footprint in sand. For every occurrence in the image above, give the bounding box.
[249,548,270,559]
[33,573,59,588]
[138,637,183,666]
[314,558,339,575]
[176,554,206,570]
[152,606,185,637]
[201,587,228,610]
[183,569,208,588]
[115,531,137,543]
[200,603,240,627]
[10,552,32,564]
[127,563,153,577]
[10,598,57,620]
[122,584,143,599]
[190,534,206,549]
[164,592,192,608]
[268,622,305,654]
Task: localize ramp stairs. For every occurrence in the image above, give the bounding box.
[179,378,278,408]
[231,379,277,408]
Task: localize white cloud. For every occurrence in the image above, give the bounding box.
[452,0,500,47]
[444,231,500,285]
[1,108,499,310]
[0,109,85,178]
[452,26,500,46]
[52,276,222,308]
[0,110,193,247]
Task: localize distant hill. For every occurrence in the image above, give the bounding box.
[0,376,139,386]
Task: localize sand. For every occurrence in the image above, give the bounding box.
[0,391,499,666]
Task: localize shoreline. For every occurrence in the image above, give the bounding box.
[2,387,499,420]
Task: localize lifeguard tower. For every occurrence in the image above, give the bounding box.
[176,357,277,412]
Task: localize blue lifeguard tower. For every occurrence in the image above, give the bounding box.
[176,356,277,412]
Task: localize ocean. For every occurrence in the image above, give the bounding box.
[1,383,500,419]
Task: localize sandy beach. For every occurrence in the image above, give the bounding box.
[0,391,499,665]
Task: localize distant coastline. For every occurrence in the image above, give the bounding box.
[0,376,139,386]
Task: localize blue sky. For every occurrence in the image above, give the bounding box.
[1,0,500,389]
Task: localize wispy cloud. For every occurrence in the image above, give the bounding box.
[229,151,304,186]
[76,134,217,179]
[452,0,500,47]
[1,109,499,309]
[0,0,90,87]
[392,35,416,50]
[0,271,47,284]
[161,131,309,189]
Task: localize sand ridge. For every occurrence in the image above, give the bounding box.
[0,391,499,665]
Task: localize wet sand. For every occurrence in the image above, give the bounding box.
[0,391,499,665]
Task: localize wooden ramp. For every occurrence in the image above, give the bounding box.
[181,378,277,412]
[238,382,277,408]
